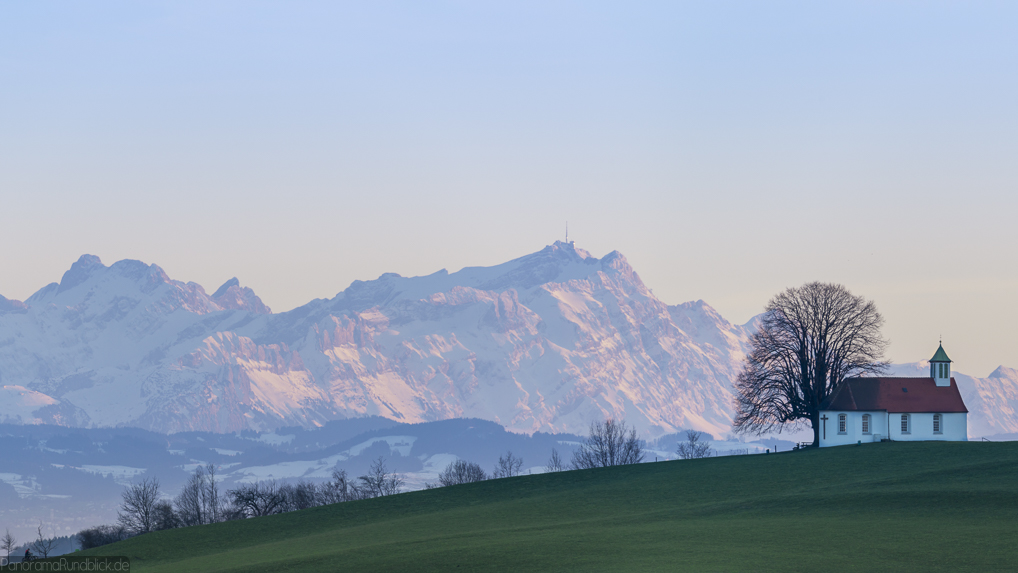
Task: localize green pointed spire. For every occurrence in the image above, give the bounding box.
[930,343,952,363]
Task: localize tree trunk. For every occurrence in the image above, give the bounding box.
[811,412,820,447]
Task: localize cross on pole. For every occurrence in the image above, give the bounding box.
[820,414,829,440]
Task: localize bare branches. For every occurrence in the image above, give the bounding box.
[2,529,17,560]
[545,449,565,472]
[733,282,888,444]
[677,430,713,460]
[358,457,404,498]
[31,523,56,558]
[79,460,406,551]
[117,478,161,535]
[174,463,224,526]
[229,480,286,518]
[571,419,644,469]
[278,480,322,512]
[153,500,179,530]
[77,525,128,550]
[438,460,488,486]
[491,451,524,479]
[320,469,358,504]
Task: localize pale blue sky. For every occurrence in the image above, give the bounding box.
[1,2,1016,376]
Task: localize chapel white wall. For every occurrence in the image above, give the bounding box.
[818,411,966,446]
[819,411,889,447]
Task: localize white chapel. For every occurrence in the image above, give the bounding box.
[818,343,968,447]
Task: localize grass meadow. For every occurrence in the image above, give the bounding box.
[65,441,1018,572]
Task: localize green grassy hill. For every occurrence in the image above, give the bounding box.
[80,442,1018,572]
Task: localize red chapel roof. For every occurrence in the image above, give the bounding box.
[820,377,968,413]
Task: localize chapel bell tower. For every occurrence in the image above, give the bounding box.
[930,342,952,387]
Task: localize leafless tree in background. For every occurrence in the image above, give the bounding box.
[676,430,713,460]
[77,525,128,550]
[358,457,404,498]
[733,282,888,446]
[174,466,205,526]
[31,523,56,558]
[571,419,644,469]
[229,480,286,518]
[279,480,320,512]
[438,460,487,486]
[153,500,180,530]
[545,449,565,472]
[2,528,16,561]
[174,463,224,526]
[320,469,359,504]
[205,463,223,523]
[491,451,524,478]
[117,478,161,535]
[174,470,203,527]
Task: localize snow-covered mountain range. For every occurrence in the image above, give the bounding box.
[0,243,752,437]
[2,242,1015,438]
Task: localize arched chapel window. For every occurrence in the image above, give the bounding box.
[933,414,942,434]
[838,414,847,434]
[901,414,910,434]
[862,414,871,434]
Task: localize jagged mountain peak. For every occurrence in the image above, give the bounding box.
[0,242,757,435]
[211,278,271,315]
[989,365,1018,380]
[57,254,105,293]
[22,255,269,316]
[50,255,173,296]
[212,277,241,298]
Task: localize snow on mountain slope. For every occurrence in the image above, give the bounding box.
[0,255,318,432]
[885,362,1018,437]
[239,241,754,437]
[0,385,58,424]
[0,294,28,314]
[0,243,753,436]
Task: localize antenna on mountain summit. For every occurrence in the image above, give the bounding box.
[565,222,568,244]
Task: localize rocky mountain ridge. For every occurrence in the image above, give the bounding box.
[0,243,752,437]
[2,243,1014,438]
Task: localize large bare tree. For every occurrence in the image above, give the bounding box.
[733,282,888,445]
